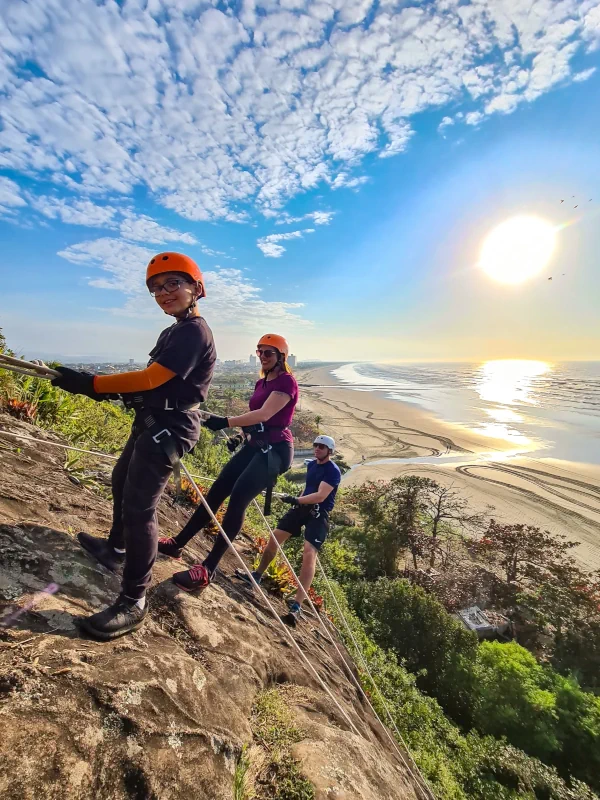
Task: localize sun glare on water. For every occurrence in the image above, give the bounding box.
[479,215,557,284]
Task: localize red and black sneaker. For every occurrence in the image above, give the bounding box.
[172,564,213,593]
[157,536,183,560]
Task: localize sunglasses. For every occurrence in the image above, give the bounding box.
[256,348,278,358]
[148,278,189,297]
[314,443,328,450]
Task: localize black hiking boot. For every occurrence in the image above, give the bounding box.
[77,532,125,573]
[80,594,148,640]
[157,536,184,560]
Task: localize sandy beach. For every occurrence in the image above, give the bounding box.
[298,365,600,571]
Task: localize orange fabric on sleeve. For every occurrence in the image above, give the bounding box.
[94,362,176,394]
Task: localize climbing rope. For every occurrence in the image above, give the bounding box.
[211,429,436,798]
[177,461,362,737]
[249,494,436,799]
[0,431,216,486]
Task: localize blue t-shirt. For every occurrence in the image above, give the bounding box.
[302,458,341,513]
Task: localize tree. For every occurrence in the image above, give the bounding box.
[471,642,600,792]
[347,475,435,577]
[422,482,485,568]
[474,521,578,586]
[552,617,600,693]
[472,642,560,761]
[347,577,478,725]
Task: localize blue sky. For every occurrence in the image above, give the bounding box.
[1,0,599,362]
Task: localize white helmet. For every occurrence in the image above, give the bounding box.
[314,434,335,452]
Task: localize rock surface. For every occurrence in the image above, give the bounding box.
[0,414,427,799]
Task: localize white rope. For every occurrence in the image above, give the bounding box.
[212,428,434,793]
[250,495,435,799]
[315,560,436,798]
[0,430,120,460]
[0,430,215,485]
[178,461,361,737]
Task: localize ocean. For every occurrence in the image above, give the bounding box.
[332,361,600,466]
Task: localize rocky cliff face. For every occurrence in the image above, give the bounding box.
[0,413,426,800]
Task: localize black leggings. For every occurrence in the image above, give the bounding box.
[175,441,293,572]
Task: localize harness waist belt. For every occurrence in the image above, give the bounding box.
[122,393,200,412]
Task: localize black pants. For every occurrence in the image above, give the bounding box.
[108,417,196,599]
[175,441,293,573]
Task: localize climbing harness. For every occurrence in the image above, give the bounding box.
[239,421,290,515]
[122,393,201,493]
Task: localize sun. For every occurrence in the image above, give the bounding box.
[479,215,557,284]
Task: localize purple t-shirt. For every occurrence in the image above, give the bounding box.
[249,372,298,444]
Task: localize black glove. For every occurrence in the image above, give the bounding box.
[203,415,229,432]
[281,495,300,506]
[226,433,244,453]
[51,366,103,401]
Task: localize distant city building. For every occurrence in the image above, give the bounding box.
[249,354,257,367]
[288,354,297,368]
[128,358,135,371]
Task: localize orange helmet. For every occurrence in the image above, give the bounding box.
[146,252,206,297]
[257,333,289,357]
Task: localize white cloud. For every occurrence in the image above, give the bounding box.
[274,210,334,225]
[331,173,369,190]
[572,67,597,82]
[29,195,118,227]
[118,213,197,245]
[465,111,485,126]
[200,245,226,257]
[0,0,597,225]
[311,211,334,225]
[438,116,454,135]
[0,176,26,217]
[27,194,198,244]
[57,236,312,329]
[257,228,316,257]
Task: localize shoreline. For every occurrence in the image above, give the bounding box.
[297,365,600,571]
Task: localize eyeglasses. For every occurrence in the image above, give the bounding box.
[148,278,188,297]
[256,348,278,358]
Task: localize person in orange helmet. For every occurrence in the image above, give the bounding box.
[158,333,298,593]
[50,252,216,639]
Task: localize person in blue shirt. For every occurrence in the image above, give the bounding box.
[238,434,341,627]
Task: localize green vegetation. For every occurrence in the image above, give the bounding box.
[250,687,315,800]
[1,330,599,799]
[233,745,251,800]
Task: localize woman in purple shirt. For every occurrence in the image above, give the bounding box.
[158,333,298,592]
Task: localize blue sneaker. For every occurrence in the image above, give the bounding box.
[235,568,262,590]
[281,601,301,628]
